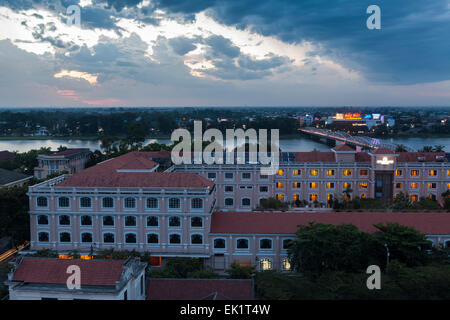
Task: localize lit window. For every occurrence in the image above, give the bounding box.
[327,194,333,201]
[326,169,335,176]
[410,195,418,202]
[343,182,352,189]
[429,170,437,176]
[191,198,203,209]
[102,197,114,208]
[124,197,136,209]
[293,182,301,188]
[292,169,300,176]
[260,258,272,271]
[428,183,436,189]
[293,194,299,201]
[146,198,158,209]
[447,170,450,176]
[326,182,334,189]
[395,170,402,176]
[410,182,418,189]
[37,197,48,207]
[395,183,402,189]
[80,197,91,208]
[169,198,180,209]
[310,169,318,176]
[276,194,284,201]
[360,170,368,176]
[361,193,367,199]
[411,170,419,176]
[58,197,70,208]
[343,170,352,176]
[309,194,318,201]
[359,182,368,189]
[282,258,291,271]
[276,182,284,188]
[277,169,284,176]
[428,194,436,201]
[310,182,318,189]
[447,183,450,190]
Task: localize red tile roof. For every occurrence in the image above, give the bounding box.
[294,152,335,162]
[332,144,355,152]
[210,211,450,235]
[56,152,214,189]
[0,150,15,162]
[397,152,446,162]
[147,279,253,300]
[12,258,126,286]
[371,147,395,154]
[49,149,90,157]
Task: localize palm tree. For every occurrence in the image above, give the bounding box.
[395,144,408,152]
[433,145,445,152]
[419,145,434,152]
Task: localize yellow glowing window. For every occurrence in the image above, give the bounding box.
[309,194,318,201]
[361,193,367,199]
[276,182,284,188]
[327,194,333,201]
[411,170,419,176]
[429,170,437,176]
[326,170,335,176]
[292,169,300,176]
[428,183,436,189]
[276,194,284,201]
[260,259,272,271]
[360,170,368,176]
[80,255,92,260]
[310,169,318,176]
[277,169,284,176]
[310,182,318,189]
[428,194,436,200]
[343,170,352,176]
[343,182,352,189]
[447,183,450,189]
[58,254,73,259]
[447,170,450,176]
[326,182,334,189]
[360,182,368,189]
[293,182,301,188]
[395,183,402,188]
[410,195,418,202]
[293,194,299,201]
[395,170,402,176]
[282,259,291,271]
[343,194,350,201]
[410,183,418,189]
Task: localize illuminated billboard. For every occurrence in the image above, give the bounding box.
[372,113,381,120]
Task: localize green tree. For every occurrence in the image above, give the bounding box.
[225,263,256,279]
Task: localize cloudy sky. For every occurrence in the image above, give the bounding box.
[0,0,449,107]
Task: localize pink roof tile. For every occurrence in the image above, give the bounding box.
[332,144,355,152]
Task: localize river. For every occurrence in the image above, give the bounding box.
[1,136,449,153]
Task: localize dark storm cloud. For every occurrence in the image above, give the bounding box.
[204,35,240,58]
[168,36,197,55]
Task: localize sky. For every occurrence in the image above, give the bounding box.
[0,0,449,107]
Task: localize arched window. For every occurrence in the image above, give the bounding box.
[103,232,115,243]
[59,232,71,243]
[241,198,251,207]
[81,215,92,226]
[37,215,48,225]
[191,234,203,244]
[59,215,70,226]
[38,232,49,242]
[125,233,137,244]
[260,239,273,249]
[37,197,48,207]
[80,197,92,208]
[191,198,203,209]
[125,216,137,227]
[169,234,181,244]
[81,232,92,243]
[282,258,291,271]
[147,216,159,227]
[191,217,203,228]
[214,238,226,249]
[260,258,272,271]
[169,216,180,227]
[124,197,136,209]
[103,216,114,226]
[102,197,114,208]
[169,198,180,209]
[147,233,159,244]
[58,197,70,208]
[225,198,234,207]
[236,238,249,249]
[146,198,158,209]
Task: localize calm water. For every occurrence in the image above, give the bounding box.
[0,136,449,153]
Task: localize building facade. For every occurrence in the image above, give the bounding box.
[34,148,90,179]
[27,147,450,272]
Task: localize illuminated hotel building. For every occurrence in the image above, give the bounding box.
[27,147,450,271]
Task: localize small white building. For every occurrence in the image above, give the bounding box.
[5,257,147,300]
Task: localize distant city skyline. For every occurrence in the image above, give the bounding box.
[1,0,450,107]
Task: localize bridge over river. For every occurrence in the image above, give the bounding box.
[299,127,415,152]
